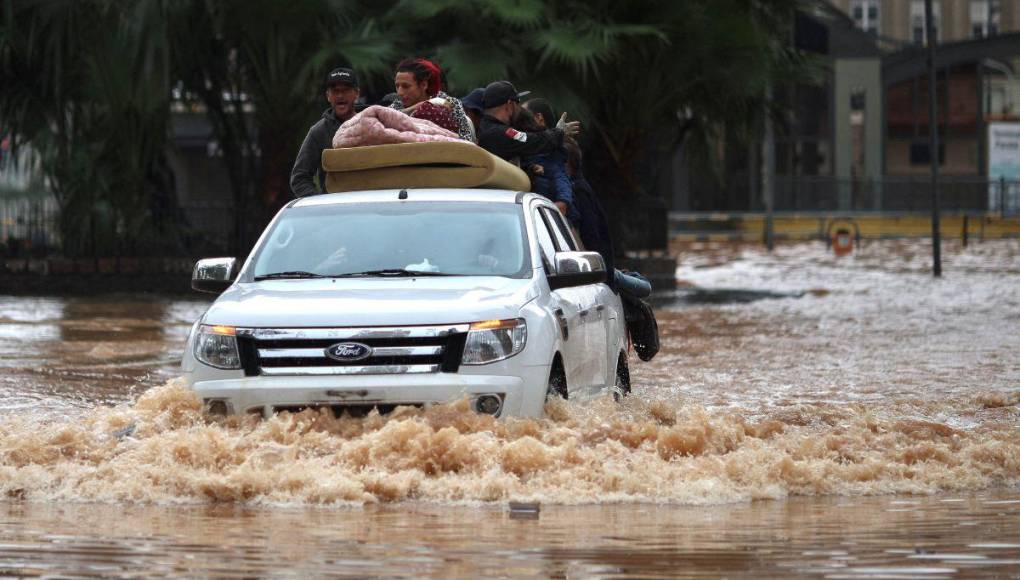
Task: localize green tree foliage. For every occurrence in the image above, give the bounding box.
[1,0,179,255]
[393,0,811,193]
[1,0,811,256]
[388,0,813,246]
[166,0,398,251]
[1,0,398,255]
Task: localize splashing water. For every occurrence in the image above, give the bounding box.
[0,239,1017,507]
[0,379,1015,506]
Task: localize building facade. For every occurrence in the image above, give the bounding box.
[829,0,1020,182]
[665,1,1020,212]
[831,0,1020,43]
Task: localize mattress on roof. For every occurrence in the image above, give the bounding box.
[321,141,531,193]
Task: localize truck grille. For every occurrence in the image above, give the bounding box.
[235,325,469,376]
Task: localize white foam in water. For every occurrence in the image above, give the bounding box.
[0,240,1016,506]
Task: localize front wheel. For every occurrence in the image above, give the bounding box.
[546,357,568,400]
[612,352,631,402]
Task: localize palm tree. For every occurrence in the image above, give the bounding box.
[381,0,812,245]
[3,0,399,256]
[3,0,813,257]
[1,0,179,256]
[167,0,400,253]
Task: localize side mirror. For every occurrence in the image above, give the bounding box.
[548,251,607,290]
[192,258,238,293]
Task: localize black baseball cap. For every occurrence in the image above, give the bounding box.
[482,81,530,109]
[325,67,358,88]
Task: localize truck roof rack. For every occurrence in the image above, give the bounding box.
[320,141,530,193]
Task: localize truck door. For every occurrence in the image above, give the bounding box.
[531,203,589,393]
[537,206,607,390]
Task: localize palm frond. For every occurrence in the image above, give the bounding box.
[388,0,465,20]
[307,19,400,92]
[530,21,666,80]
[477,0,545,28]
[434,42,511,93]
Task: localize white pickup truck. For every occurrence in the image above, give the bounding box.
[183,188,629,418]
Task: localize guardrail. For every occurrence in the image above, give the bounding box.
[764,177,1019,215]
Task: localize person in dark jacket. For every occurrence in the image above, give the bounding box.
[476,81,579,163]
[514,105,579,224]
[564,139,658,361]
[290,67,360,198]
[563,138,614,280]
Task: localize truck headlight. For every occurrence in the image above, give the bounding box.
[462,318,527,365]
[194,325,241,369]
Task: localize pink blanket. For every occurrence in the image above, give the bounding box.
[332,105,462,148]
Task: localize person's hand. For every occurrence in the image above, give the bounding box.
[554,201,568,215]
[556,112,581,137]
[529,164,545,176]
[401,101,425,115]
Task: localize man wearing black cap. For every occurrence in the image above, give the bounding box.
[477,80,580,163]
[290,67,360,198]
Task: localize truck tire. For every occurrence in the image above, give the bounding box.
[613,351,631,402]
[546,356,568,400]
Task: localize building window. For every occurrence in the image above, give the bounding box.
[970,0,1000,38]
[910,0,940,45]
[850,0,880,35]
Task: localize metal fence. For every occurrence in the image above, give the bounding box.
[0,196,60,256]
[4,178,1019,259]
[765,177,1020,214]
[0,196,240,258]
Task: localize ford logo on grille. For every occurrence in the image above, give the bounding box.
[324,342,373,362]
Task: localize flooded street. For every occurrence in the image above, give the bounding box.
[0,239,1018,577]
[0,494,1017,577]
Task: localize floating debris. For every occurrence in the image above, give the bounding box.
[110,423,136,440]
[508,501,540,520]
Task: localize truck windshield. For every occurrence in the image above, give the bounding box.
[250,202,529,279]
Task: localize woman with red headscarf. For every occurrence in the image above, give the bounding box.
[390,58,474,142]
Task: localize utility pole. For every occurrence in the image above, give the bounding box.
[763,88,775,252]
[925,0,942,277]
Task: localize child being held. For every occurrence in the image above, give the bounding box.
[514,102,580,224]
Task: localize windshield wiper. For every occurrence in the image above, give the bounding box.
[254,271,328,281]
[334,269,456,277]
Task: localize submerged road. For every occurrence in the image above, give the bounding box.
[0,239,1017,577]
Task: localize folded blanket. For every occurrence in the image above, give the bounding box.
[411,101,460,135]
[332,105,462,148]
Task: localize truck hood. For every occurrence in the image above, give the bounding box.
[201,276,539,328]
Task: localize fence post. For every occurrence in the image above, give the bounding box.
[1001,176,1007,218]
[91,207,99,272]
[962,214,968,248]
[762,88,775,252]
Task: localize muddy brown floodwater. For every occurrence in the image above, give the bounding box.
[0,239,1018,577]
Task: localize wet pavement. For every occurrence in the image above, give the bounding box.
[0,239,1017,577]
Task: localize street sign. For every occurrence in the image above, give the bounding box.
[988,122,1020,212]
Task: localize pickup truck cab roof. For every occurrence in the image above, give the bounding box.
[290,188,530,208]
